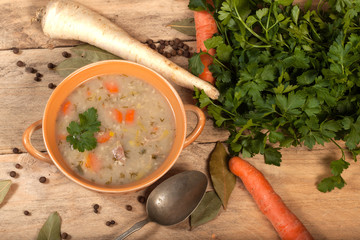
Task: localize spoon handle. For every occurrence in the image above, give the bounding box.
[114,218,150,240]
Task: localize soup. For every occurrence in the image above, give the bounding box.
[56,74,175,185]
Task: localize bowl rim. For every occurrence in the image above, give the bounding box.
[42,60,186,193]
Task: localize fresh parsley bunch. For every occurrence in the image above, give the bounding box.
[189,0,360,192]
[66,107,101,152]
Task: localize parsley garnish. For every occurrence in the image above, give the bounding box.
[66,107,101,152]
[189,0,360,192]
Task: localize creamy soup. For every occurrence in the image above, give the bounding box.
[56,74,175,185]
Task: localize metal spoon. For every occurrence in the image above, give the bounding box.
[115,170,208,240]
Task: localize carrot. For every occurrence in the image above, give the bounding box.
[36,0,219,100]
[62,100,71,114]
[113,109,123,123]
[104,81,119,93]
[125,109,135,124]
[95,131,114,143]
[193,1,218,85]
[85,152,101,172]
[229,156,313,240]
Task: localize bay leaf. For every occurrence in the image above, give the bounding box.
[167,18,196,36]
[209,142,236,209]
[71,44,121,62]
[55,57,92,77]
[190,191,222,229]
[37,212,61,240]
[0,180,12,204]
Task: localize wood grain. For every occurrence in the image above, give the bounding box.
[0,0,195,50]
[1,142,359,239]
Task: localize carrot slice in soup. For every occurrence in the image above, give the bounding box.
[85,153,101,172]
[96,131,113,143]
[113,109,123,123]
[62,101,71,114]
[104,81,119,93]
[125,109,135,124]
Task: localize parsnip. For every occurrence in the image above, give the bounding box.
[37,0,219,99]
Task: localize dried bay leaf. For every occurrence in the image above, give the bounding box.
[209,142,236,209]
[167,18,196,36]
[37,212,61,240]
[0,180,12,204]
[71,44,121,62]
[190,191,222,229]
[55,57,92,77]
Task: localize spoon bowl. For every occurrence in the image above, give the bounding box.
[115,170,208,239]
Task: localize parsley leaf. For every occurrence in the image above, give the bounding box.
[66,107,101,152]
[190,0,360,192]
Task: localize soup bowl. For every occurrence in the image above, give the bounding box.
[22,60,205,193]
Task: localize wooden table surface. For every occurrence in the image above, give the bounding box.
[0,0,359,239]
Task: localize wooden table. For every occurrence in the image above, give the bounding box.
[0,0,359,239]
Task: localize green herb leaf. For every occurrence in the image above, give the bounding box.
[71,44,121,62]
[188,0,207,11]
[209,142,236,209]
[55,57,92,77]
[317,175,346,193]
[0,180,11,204]
[189,52,206,76]
[190,191,222,229]
[264,147,282,166]
[66,107,101,152]
[167,18,196,36]
[37,212,61,240]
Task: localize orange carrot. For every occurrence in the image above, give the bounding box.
[113,109,123,123]
[95,131,113,143]
[229,156,313,240]
[193,1,218,85]
[62,100,71,114]
[104,81,119,93]
[85,152,101,172]
[125,109,135,124]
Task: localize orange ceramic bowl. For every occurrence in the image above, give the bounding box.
[23,60,205,193]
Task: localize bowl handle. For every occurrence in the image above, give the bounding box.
[183,104,206,148]
[22,120,52,164]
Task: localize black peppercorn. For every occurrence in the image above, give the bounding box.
[16,61,25,67]
[62,51,71,58]
[164,41,169,46]
[15,163,21,169]
[165,52,172,58]
[106,221,111,226]
[48,83,57,89]
[12,147,20,154]
[25,67,37,74]
[34,77,41,82]
[159,40,165,45]
[177,49,184,56]
[9,171,16,178]
[184,51,191,58]
[12,47,20,54]
[149,43,156,49]
[126,205,133,211]
[170,50,177,56]
[178,42,184,48]
[93,204,99,210]
[137,196,146,204]
[146,39,154,45]
[93,209,98,213]
[174,38,181,44]
[61,232,69,239]
[36,73,43,78]
[169,40,174,46]
[171,45,178,50]
[39,176,46,183]
[158,48,164,55]
[47,63,56,69]
[110,220,115,225]
[24,210,30,216]
[183,44,189,51]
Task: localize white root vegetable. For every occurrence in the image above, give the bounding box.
[37,0,219,99]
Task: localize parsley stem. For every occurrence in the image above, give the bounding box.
[213,57,230,70]
[330,138,345,160]
[232,1,271,46]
